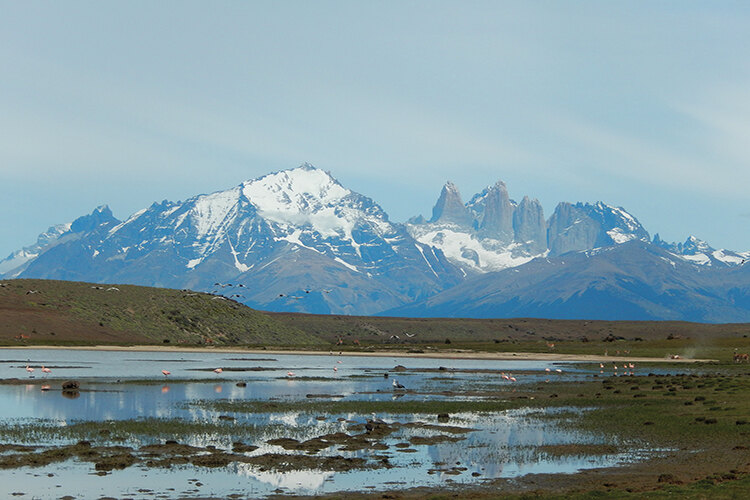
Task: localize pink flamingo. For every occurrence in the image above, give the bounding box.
[25,365,34,377]
[41,366,51,377]
[509,376,517,382]
[213,368,223,375]
[162,370,171,377]
[287,371,295,377]
[333,366,338,372]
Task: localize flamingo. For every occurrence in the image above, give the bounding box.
[545,368,551,374]
[555,369,562,374]
[162,370,171,377]
[41,366,51,377]
[25,365,34,377]
[287,371,295,377]
[213,368,223,375]
[333,366,338,372]
[392,379,405,389]
[509,376,517,382]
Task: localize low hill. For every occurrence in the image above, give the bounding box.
[267,311,750,346]
[0,279,321,346]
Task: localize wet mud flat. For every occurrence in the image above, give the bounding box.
[279,370,750,499]
[1,353,749,498]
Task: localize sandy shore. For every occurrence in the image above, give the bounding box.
[0,344,717,363]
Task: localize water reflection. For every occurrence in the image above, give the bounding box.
[0,348,664,499]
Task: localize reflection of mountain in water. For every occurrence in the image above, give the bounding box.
[233,464,333,490]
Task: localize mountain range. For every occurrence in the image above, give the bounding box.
[2,163,748,322]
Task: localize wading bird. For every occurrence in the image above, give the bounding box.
[392,379,405,389]
[25,365,34,377]
[162,370,171,377]
[41,366,51,377]
[213,368,223,375]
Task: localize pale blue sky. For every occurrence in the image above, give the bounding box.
[2,1,750,258]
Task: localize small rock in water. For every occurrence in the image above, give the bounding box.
[62,380,80,390]
[235,382,247,387]
[437,413,450,422]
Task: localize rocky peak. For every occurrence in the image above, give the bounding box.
[681,235,712,253]
[512,196,546,253]
[468,181,515,242]
[430,181,472,226]
[70,205,119,233]
[547,202,649,256]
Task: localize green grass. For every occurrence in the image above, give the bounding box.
[0,417,282,445]
[1,278,323,346]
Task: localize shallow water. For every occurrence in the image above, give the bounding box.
[0,348,661,498]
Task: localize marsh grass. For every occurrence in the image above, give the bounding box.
[0,418,280,446]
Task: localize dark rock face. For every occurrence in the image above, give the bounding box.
[470,182,514,243]
[546,201,650,256]
[430,182,472,226]
[512,196,546,254]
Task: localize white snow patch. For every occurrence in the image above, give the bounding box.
[334,257,359,273]
[415,244,439,278]
[607,228,636,244]
[189,187,241,240]
[241,166,390,251]
[659,256,677,268]
[712,250,745,266]
[108,208,147,236]
[275,229,322,254]
[681,253,711,266]
[228,239,251,273]
[412,227,536,272]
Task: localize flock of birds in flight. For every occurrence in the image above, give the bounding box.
[210,282,333,301]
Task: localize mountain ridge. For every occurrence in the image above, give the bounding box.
[3,163,748,320]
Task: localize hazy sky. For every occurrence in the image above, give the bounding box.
[2,1,750,258]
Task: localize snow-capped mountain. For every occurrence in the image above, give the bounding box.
[384,240,750,323]
[5,164,462,314]
[0,205,120,277]
[546,201,650,255]
[653,234,749,267]
[407,181,547,274]
[4,163,749,320]
[0,223,71,276]
[406,181,650,274]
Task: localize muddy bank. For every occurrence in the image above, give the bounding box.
[0,344,717,363]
